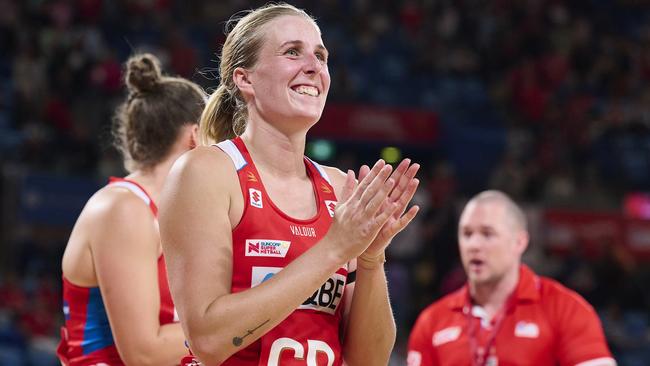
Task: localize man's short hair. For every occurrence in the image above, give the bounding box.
[466,190,528,231]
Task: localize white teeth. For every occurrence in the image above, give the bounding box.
[294,85,318,96]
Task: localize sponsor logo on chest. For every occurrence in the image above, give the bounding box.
[251,266,282,288]
[245,239,291,258]
[251,266,346,315]
[324,200,337,217]
[249,188,263,208]
[432,326,461,346]
[290,224,316,237]
[514,321,539,338]
[299,272,346,315]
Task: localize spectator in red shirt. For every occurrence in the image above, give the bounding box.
[408,190,615,366]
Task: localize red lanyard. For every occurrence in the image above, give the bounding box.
[466,298,513,366]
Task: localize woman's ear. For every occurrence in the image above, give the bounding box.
[233,67,254,99]
[189,124,199,149]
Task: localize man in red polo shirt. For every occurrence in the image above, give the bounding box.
[408,190,615,366]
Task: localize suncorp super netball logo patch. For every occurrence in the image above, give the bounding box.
[245,239,291,258]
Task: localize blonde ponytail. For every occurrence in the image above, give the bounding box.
[200,86,231,145]
[199,85,248,145]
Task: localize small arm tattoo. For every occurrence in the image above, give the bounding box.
[232,319,270,347]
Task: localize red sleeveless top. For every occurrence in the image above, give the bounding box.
[57,178,177,365]
[214,137,348,366]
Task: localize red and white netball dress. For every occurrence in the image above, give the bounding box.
[184,137,347,366]
[57,178,177,365]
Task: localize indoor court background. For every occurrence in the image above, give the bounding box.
[0,1,649,365]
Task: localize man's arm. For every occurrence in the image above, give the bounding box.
[550,283,616,366]
[407,307,438,366]
[575,358,617,366]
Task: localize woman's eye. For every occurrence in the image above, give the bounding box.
[285,48,299,56]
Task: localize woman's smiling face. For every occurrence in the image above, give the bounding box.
[245,15,331,127]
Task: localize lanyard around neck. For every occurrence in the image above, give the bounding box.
[466,295,514,366]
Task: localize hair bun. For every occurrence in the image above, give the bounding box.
[125,53,162,93]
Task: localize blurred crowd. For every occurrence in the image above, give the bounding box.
[1,0,649,365]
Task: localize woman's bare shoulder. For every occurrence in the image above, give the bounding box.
[83,184,153,225]
[167,145,239,188]
[321,165,348,199]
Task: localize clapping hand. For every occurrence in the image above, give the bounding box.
[356,159,420,266]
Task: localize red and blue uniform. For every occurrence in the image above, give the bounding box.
[57,178,176,365]
[183,137,348,366]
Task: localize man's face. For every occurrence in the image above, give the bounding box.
[458,200,525,286]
